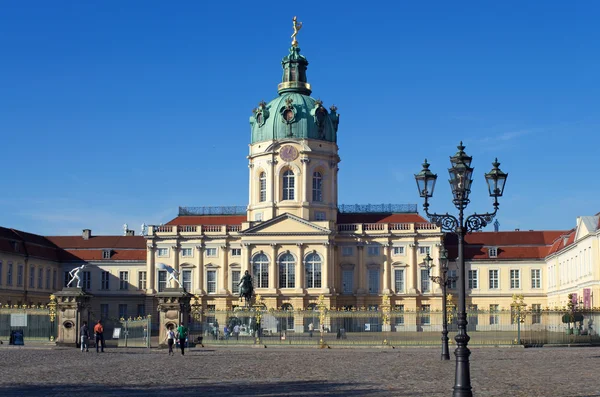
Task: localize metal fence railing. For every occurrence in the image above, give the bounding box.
[0,307,56,342]
[187,309,600,347]
[117,316,152,348]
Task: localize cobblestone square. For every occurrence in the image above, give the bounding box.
[1,345,600,396]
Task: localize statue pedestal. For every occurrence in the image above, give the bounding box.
[54,288,93,347]
[156,288,191,347]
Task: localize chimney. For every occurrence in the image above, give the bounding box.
[126,229,135,236]
[82,229,92,240]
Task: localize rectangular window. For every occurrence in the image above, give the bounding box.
[207,270,217,293]
[254,212,263,221]
[419,246,430,255]
[468,304,479,326]
[181,248,193,257]
[342,246,353,256]
[489,304,499,325]
[368,269,380,295]
[421,305,431,325]
[206,248,217,257]
[45,268,51,289]
[231,248,241,257]
[119,271,129,290]
[28,266,34,287]
[420,268,430,292]
[231,270,240,294]
[7,263,13,286]
[53,269,57,290]
[394,269,405,293]
[17,265,24,287]
[395,305,405,325]
[315,211,326,221]
[101,271,110,290]
[367,246,380,256]
[531,303,541,324]
[468,270,478,289]
[259,174,267,202]
[488,247,497,258]
[102,250,111,259]
[182,270,192,291]
[157,248,169,257]
[118,304,128,319]
[312,174,323,202]
[510,269,520,289]
[342,270,353,294]
[37,268,43,289]
[138,271,147,290]
[489,270,499,289]
[137,304,146,317]
[83,271,91,290]
[531,269,541,289]
[158,270,167,292]
[100,304,109,320]
[392,246,405,255]
[206,305,216,326]
[448,269,457,289]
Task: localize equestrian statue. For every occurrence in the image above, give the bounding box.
[238,270,254,307]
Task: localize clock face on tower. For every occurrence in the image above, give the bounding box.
[280,145,299,162]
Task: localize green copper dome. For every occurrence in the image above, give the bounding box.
[249,46,340,144]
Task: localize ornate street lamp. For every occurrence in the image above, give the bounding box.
[423,248,458,360]
[415,142,508,397]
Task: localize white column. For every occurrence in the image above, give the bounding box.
[219,245,229,294]
[296,243,305,293]
[270,243,278,291]
[408,243,418,294]
[243,243,251,274]
[357,245,365,294]
[248,163,253,208]
[196,245,205,295]
[383,243,391,294]
[322,242,330,293]
[171,245,180,288]
[146,244,155,293]
[301,158,310,203]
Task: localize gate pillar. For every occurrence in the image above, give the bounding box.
[156,288,191,347]
[54,287,93,347]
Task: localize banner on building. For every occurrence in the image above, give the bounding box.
[584,289,592,309]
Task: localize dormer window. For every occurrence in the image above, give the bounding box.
[488,247,498,258]
[102,249,112,259]
[12,242,19,252]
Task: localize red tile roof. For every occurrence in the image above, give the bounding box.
[337,213,427,224]
[46,235,146,249]
[61,249,146,261]
[166,215,247,226]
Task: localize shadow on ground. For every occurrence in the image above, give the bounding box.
[0,381,420,397]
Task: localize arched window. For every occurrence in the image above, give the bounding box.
[252,253,269,288]
[312,172,323,202]
[305,253,322,288]
[279,253,296,288]
[282,170,295,200]
[259,172,267,202]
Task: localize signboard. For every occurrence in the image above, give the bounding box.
[10,313,27,327]
[584,289,592,309]
[113,328,121,339]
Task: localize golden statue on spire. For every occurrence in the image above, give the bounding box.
[291,16,302,47]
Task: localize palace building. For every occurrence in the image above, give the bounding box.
[0,21,598,333]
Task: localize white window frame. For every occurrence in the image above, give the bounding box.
[102,249,111,259]
[101,271,110,290]
[489,269,499,289]
[254,212,263,222]
[82,271,91,290]
[157,270,167,292]
[231,269,241,294]
[17,264,23,287]
[119,271,129,290]
[392,246,405,256]
[138,271,147,290]
[206,269,217,294]
[315,211,326,221]
[182,269,192,291]
[419,246,431,255]
[259,171,267,202]
[394,268,405,293]
[181,248,193,257]
[278,253,296,289]
[206,248,218,257]
[488,247,498,258]
[420,268,430,292]
[157,248,169,257]
[7,263,13,286]
[312,171,323,202]
[342,269,353,295]
[468,269,478,289]
[282,169,295,200]
[342,246,353,256]
[531,269,541,289]
[368,268,380,295]
[510,269,520,289]
[231,248,241,257]
[305,253,322,289]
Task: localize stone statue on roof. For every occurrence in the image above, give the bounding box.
[141,223,148,236]
[123,223,128,236]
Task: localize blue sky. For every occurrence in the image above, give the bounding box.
[1,1,598,236]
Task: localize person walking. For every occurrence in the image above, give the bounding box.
[80,321,90,352]
[94,320,105,353]
[233,324,240,340]
[176,322,188,355]
[165,325,176,356]
[308,322,314,337]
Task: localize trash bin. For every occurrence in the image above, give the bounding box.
[10,330,24,346]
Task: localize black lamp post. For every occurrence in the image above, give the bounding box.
[415,142,508,397]
[424,249,458,360]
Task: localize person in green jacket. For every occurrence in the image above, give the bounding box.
[176,323,188,355]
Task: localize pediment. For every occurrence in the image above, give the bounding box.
[241,213,331,235]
